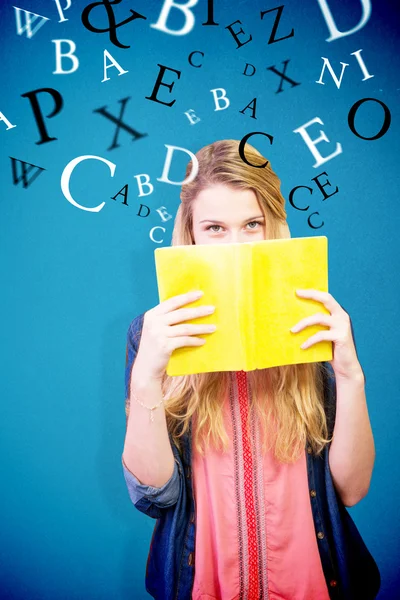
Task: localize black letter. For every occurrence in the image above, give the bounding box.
[21,88,63,145]
[202,0,218,25]
[288,185,312,211]
[138,204,150,217]
[243,63,256,77]
[93,97,147,151]
[308,211,324,229]
[145,64,181,107]
[111,184,129,205]
[239,132,274,168]
[348,97,391,140]
[188,51,204,68]
[10,157,45,188]
[81,0,146,49]
[260,5,294,44]
[225,20,252,49]
[266,59,300,93]
[311,172,338,200]
[239,98,257,119]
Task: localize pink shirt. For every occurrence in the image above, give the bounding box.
[191,370,330,600]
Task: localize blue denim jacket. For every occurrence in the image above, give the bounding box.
[122,312,381,600]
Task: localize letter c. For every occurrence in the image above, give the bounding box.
[288,185,313,211]
[308,211,324,229]
[150,226,165,244]
[61,155,116,212]
[239,132,274,168]
[188,50,204,68]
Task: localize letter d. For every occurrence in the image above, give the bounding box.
[316,0,371,42]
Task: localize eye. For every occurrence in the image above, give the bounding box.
[206,224,223,232]
[205,220,264,233]
[246,220,263,230]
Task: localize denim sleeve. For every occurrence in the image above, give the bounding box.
[122,455,180,508]
[323,361,337,441]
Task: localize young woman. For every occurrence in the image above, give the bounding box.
[122,140,380,600]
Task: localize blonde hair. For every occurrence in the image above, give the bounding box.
[161,139,333,463]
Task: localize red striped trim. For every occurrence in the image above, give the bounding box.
[236,371,260,600]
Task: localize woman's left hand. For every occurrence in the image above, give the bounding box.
[290,289,363,379]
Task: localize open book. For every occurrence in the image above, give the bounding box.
[154,236,332,376]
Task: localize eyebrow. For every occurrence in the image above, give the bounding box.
[199,215,265,224]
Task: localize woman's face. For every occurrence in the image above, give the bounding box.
[192,184,267,245]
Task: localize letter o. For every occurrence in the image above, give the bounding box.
[348,97,391,141]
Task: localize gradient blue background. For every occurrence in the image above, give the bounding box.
[1,0,399,598]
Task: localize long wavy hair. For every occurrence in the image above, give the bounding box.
[159,139,333,463]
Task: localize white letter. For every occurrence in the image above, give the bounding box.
[102,49,128,83]
[350,48,374,81]
[150,0,198,36]
[316,0,372,42]
[157,144,199,185]
[52,40,79,75]
[150,226,165,244]
[156,206,173,222]
[61,155,116,212]
[293,117,342,168]
[134,174,154,197]
[13,6,49,38]
[0,112,17,130]
[316,57,349,89]
[54,0,71,23]
[184,109,201,125]
[210,88,230,111]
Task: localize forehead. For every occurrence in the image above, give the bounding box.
[192,184,261,221]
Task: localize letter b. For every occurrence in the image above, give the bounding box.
[150,0,198,36]
[52,39,79,74]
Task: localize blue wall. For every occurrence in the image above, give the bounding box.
[1,0,399,598]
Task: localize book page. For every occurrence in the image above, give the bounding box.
[252,236,332,368]
[154,243,245,375]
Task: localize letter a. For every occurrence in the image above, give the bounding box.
[316,0,371,42]
[13,6,49,39]
[102,50,128,83]
[0,112,17,130]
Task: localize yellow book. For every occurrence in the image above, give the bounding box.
[154,236,332,376]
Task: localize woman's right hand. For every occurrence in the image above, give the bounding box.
[132,291,216,382]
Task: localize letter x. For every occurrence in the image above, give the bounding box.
[93,97,147,150]
[267,59,300,94]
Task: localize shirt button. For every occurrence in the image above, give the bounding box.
[307,445,312,454]
[310,489,317,497]
[317,531,325,539]
[188,552,194,565]
[329,580,337,587]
